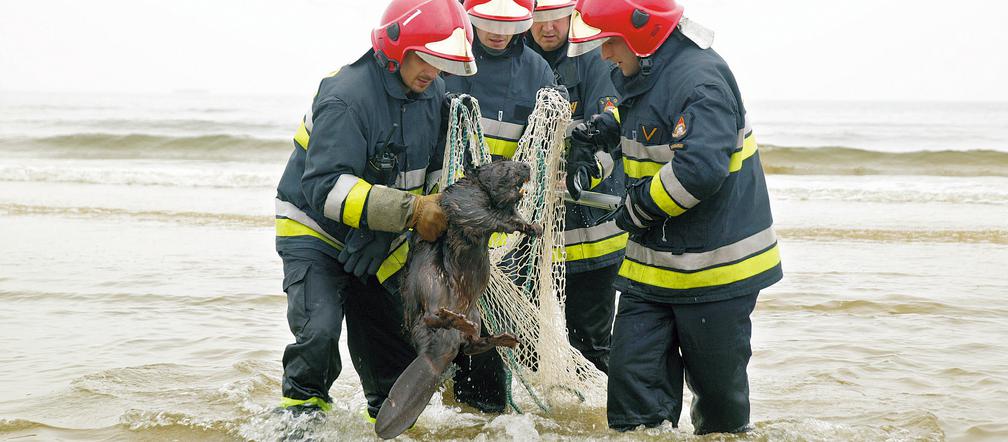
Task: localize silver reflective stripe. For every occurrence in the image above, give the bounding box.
[564,220,622,245]
[481,117,525,141]
[565,118,585,137]
[622,137,676,163]
[736,114,751,149]
[658,163,699,208]
[304,104,314,133]
[626,226,777,271]
[275,198,342,246]
[425,168,442,193]
[595,150,615,180]
[624,196,648,228]
[323,174,360,221]
[394,168,427,190]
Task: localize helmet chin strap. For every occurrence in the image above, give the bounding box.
[639,56,653,76]
[373,50,401,73]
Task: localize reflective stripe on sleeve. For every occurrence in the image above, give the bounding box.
[729,133,758,173]
[323,174,371,228]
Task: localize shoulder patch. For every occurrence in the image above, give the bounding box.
[570,101,579,114]
[599,96,619,114]
[672,115,687,139]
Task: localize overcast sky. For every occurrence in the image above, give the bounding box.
[1,0,1005,102]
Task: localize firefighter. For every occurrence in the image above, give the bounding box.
[527,0,625,374]
[273,0,476,420]
[568,0,783,434]
[441,0,557,414]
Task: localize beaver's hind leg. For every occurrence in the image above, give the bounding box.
[423,307,477,336]
[463,332,519,355]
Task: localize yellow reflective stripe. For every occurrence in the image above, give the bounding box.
[564,232,628,261]
[729,134,758,173]
[294,119,310,150]
[649,172,687,217]
[342,180,372,228]
[623,158,663,179]
[280,396,332,412]
[377,240,409,283]
[619,244,781,290]
[275,218,340,249]
[589,157,604,188]
[486,137,519,159]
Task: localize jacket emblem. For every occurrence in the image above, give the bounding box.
[641,125,660,142]
[672,115,687,139]
[570,101,579,114]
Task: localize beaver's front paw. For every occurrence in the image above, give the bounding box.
[521,223,543,237]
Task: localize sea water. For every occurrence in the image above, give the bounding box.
[1,91,1006,441]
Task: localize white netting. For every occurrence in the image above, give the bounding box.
[442,88,607,413]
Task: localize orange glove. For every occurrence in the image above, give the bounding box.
[410,193,447,242]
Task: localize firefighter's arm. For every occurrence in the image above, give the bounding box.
[303,98,446,240]
[629,84,739,222]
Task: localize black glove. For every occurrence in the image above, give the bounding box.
[613,179,656,238]
[439,92,464,138]
[337,229,398,278]
[565,134,601,200]
[571,111,621,153]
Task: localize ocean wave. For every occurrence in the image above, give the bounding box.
[0,203,272,227]
[762,145,1008,177]
[0,133,291,161]
[0,164,280,188]
[777,227,1008,244]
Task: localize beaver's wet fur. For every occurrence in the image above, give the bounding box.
[375,160,540,439]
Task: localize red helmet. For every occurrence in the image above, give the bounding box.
[372,0,477,76]
[463,0,534,35]
[533,0,576,22]
[568,0,684,58]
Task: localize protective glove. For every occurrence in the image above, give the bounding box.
[439,92,462,138]
[409,193,447,242]
[613,179,656,238]
[571,111,621,153]
[566,130,602,200]
[337,229,397,278]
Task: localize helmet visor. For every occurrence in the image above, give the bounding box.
[532,5,574,22]
[469,14,533,35]
[417,51,478,76]
[567,10,607,57]
[419,27,478,76]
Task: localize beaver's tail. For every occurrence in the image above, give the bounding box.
[375,348,457,439]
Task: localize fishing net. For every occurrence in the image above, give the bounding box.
[441,88,607,413]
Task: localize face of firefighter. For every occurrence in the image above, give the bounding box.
[530,17,570,52]
[475,28,514,51]
[399,51,441,93]
[601,37,640,77]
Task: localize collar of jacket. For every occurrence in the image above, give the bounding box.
[526,36,567,69]
[611,30,691,103]
[363,49,436,101]
[474,33,525,60]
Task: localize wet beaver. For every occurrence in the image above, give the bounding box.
[375,160,541,439]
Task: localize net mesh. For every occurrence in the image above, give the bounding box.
[442,88,607,413]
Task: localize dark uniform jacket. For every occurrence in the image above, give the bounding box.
[527,38,628,273]
[443,36,555,161]
[275,49,445,284]
[613,31,782,303]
